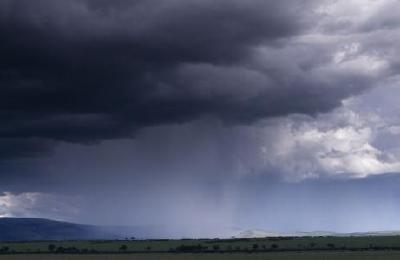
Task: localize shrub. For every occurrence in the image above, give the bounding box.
[327,243,335,249]
[48,244,56,252]
[271,244,279,249]
[0,246,9,253]
[176,244,206,252]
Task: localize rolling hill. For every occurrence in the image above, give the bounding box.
[0,218,160,241]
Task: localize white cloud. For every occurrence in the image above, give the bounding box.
[254,103,400,181]
[317,0,400,32]
[333,42,360,64]
[0,192,39,217]
[0,192,79,220]
[332,45,388,75]
[388,126,400,135]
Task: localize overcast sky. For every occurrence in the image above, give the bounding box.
[1,0,400,238]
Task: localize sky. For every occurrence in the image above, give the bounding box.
[1,0,400,238]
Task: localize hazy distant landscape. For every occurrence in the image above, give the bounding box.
[2,218,400,242]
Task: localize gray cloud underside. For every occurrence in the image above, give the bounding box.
[1,0,391,158]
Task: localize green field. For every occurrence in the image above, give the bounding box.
[1,252,400,260]
[1,236,400,253]
[1,236,400,260]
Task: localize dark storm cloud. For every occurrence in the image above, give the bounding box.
[0,0,385,159]
[0,138,55,159]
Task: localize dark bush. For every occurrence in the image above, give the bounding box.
[327,243,335,249]
[212,245,220,251]
[48,244,56,252]
[119,245,128,251]
[271,244,279,249]
[0,246,9,253]
[176,244,207,252]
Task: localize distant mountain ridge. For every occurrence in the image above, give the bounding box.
[237,229,400,238]
[0,218,115,241]
[0,218,161,241]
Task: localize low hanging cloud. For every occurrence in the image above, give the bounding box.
[0,192,79,220]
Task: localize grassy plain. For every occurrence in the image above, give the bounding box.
[1,236,400,260]
[1,252,400,260]
[1,236,400,253]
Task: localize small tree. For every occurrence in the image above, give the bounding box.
[0,246,9,253]
[252,244,259,250]
[212,245,220,251]
[48,244,56,252]
[56,246,65,253]
[271,244,279,250]
[327,243,335,249]
[119,245,128,252]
